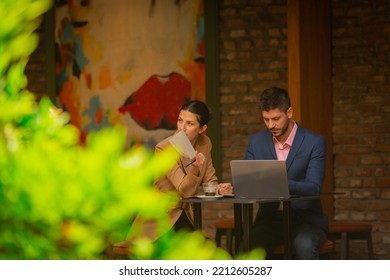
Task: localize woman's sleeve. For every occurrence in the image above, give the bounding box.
[155,142,200,197]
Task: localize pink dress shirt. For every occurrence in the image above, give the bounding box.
[274,122,297,210]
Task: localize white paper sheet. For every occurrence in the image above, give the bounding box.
[168,130,195,159]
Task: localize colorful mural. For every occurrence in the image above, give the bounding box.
[55,0,205,147]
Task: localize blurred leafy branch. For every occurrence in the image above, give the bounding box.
[0,0,265,260]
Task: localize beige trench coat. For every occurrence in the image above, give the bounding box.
[128,133,218,241]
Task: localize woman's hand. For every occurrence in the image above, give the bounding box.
[218,182,233,195]
[192,151,205,167]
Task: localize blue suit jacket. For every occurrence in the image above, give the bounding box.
[245,124,328,232]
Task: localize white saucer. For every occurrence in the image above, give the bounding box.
[196,195,223,200]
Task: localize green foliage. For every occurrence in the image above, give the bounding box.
[0,0,265,260]
[0,97,182,259]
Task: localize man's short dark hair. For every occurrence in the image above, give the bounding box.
[259,87,291,112]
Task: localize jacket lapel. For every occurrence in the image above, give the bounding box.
[286,125,305,171]
[265,131,278,159]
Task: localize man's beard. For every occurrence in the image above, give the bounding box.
[269,122,289,140]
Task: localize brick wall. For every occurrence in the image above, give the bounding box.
[219,0,288,176]
[214,0,390,259]
[26,0,389,259]
[331,0,390,259]
[25,15,49,100]
[207,0,289,250]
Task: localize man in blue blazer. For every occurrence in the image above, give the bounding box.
[246,87,328,259]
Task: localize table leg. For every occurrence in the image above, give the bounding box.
[233,203,242,254]
[192,202,202,230]
[242,204,253,252]
[283,200,292,259]
[340,232,348,259]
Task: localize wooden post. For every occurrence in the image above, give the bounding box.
[288,0,333,218]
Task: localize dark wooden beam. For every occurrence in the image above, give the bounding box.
[288,0,333,218]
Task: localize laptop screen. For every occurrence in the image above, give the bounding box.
[230,160,290,199]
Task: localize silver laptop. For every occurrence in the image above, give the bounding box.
[230,160,290,199]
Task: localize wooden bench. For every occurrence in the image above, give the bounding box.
[214,219,334,259]
[328,221,374,259]
[214,219,235,255]
[271,239,334,259]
